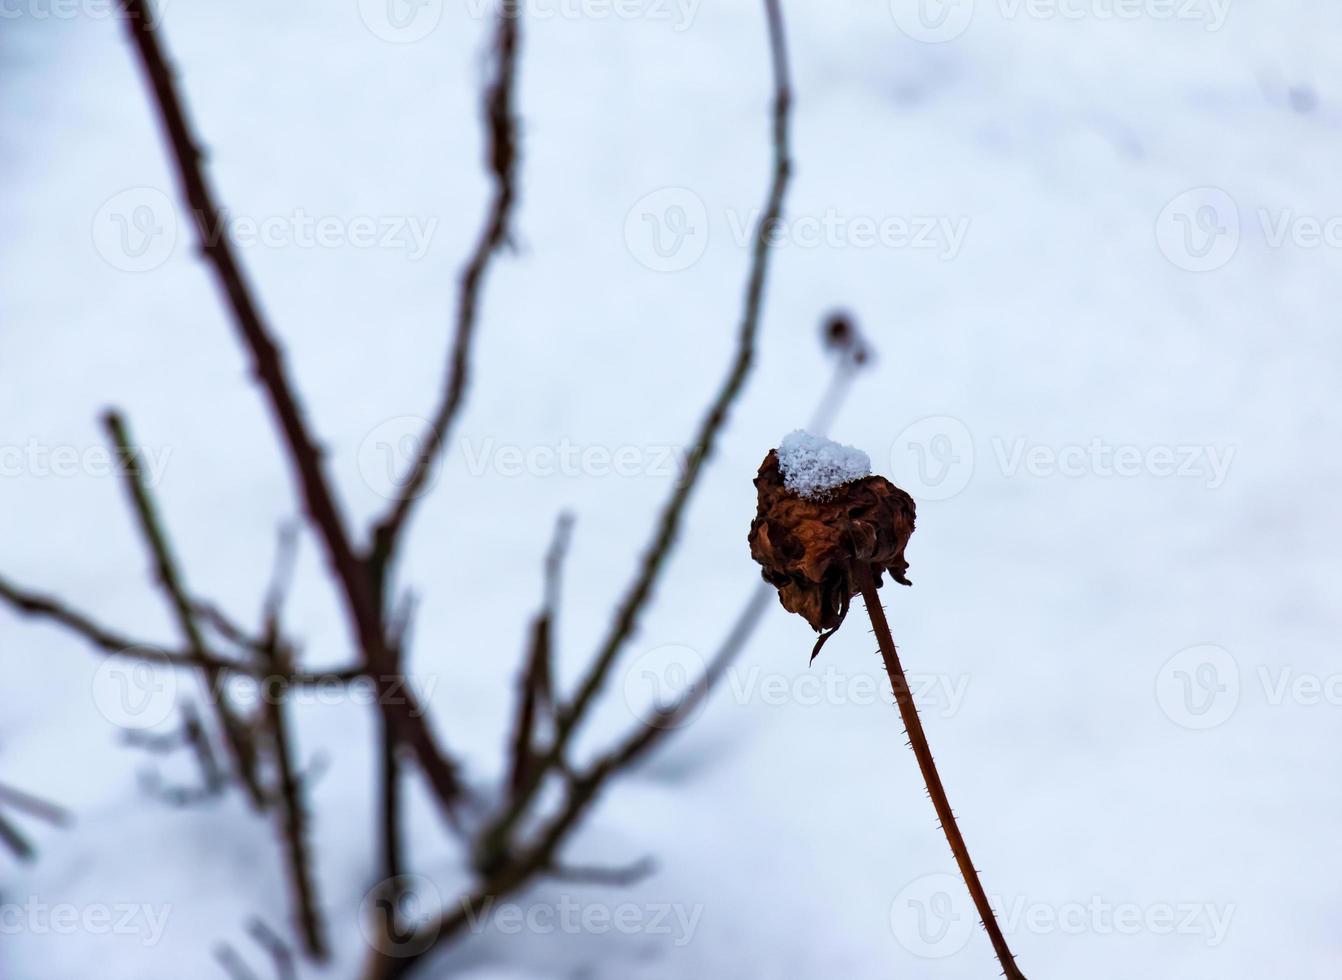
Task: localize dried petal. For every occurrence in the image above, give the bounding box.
[747,448,915,659]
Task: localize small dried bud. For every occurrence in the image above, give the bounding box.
[748,446,916,660]
[823,311,854,349]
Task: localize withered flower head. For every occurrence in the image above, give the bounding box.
[748,434,915,660]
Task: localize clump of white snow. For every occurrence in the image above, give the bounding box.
[776,430,871,499]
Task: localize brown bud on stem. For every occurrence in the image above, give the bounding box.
[747,449,916,660]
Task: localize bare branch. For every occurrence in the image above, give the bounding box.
[506,512,570,800]
[213,944,261,980]
[115,0,466,820]
[115,0,372,631]
[246,919,298,980]
[0,574,270,678]
[368,0,523,567]
[547,856,656,887]
[103,409,266,809]
[477,0,794,867]
[260,522,300,635]
[257,637,329,962]
[0,783,71,827]
[552,0,792,766]
[0,811,35,862]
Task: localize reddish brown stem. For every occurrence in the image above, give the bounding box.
[852,562,1025,980]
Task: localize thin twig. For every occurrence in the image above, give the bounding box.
[547,856,656,887]
[378,643,406,892]
[181,700,229,796]
[259,649,328,961]
[0,577,364,684]
[103,410,266,808]
[505,513,569,802]
[0,811,35,861]
[0,783,71,826]
[213,944,261,980]
[477,0,793,865]
[368,0,523,569]
[853,562,1025,980]
[246,918,298,980]
[116,0,466,821]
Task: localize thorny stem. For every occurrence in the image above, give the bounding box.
[852,562,1026,980]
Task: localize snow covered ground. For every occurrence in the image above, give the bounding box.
[3,0,1341,977]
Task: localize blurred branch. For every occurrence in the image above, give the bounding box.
[258,637,328,962]
[475,0,794,875]
[505,512,569,802]
[368,0,522,570]
[247,919,298,980]
[249,525,328,961]
[367,3,795,977]
[547,856,656,887]
[213,944,261,980]
[103,409,266,808]
[0,783,71,826]
[0,812,35,862]
[116,0,466,822]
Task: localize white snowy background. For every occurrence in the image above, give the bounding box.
[3,0,1341,977]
